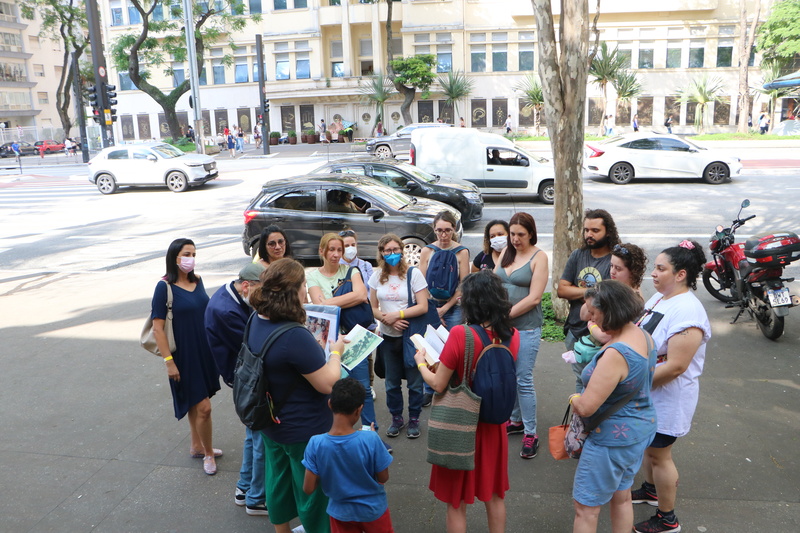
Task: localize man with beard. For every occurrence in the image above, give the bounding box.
[204,263,269,517]
[557,209,620,392]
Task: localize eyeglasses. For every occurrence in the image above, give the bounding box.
[434,228,454,235]
[382,248,402,255]
[267,239,285,248]
[339,230,356,238]
[613,244,629,255]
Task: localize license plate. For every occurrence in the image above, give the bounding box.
[767,287,791,307]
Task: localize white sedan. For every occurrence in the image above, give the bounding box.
[88,142,218,194]
[584,133,742,185]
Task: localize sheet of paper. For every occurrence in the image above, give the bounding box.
[341,324,383,372]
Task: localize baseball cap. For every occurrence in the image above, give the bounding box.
[238,263,265,281]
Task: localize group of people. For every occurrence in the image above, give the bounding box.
[215,126,246,156]
[147,207,711,533]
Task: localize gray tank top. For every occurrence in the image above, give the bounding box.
[497,250,543,330]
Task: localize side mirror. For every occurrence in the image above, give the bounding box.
[147,154,158,162]
[688,148,699,153]
[406,180,419,190]
[520,158,529,167]
[365,207,385,221]
[741,199,750,208]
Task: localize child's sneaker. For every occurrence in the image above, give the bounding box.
[386,415,405,437]
[634,510,681,533]
[506,420,524,435]
[631,482,658,506]
[520,434,539,458]
[407,417,420,439]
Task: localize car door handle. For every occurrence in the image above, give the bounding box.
[487,168,494,172]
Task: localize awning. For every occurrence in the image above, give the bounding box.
[763,70,800,90]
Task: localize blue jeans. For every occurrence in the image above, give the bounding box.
[381,335,423,419]
[235,137,244,152]
[237,426,266,506]
[510,328,541,436]
[565,330,588,393]
[346,356,378,430]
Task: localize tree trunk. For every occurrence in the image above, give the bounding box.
[736,0,761,133]
[531,0,589,321]
[395,82,415,125]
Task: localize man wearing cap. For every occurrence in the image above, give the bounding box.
[204,263,268,517]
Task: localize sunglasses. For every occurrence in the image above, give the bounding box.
[267,239,285,247]
[339,230,356,238]
[613,244,629,255]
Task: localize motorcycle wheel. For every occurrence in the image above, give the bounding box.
[702,267,738,303]
[755,304,785,340]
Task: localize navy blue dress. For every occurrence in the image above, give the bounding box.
[151,279,220,419]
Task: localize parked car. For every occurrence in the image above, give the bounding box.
[583,133,743,184]
[33,140,65,153]
[242,174,462,265]
[87,142,218,194]
[0,141,36,158]
[365,122,453,158]
[410,127,556,204]
[311,157,483,227]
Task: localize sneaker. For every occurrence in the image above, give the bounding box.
[371,387,376,400]
[422,393,433,407]
[386,415,405,437]
[234,487,247,506]
[631,482,658,506]
[520,434,539,459]
[506,421,524,435]
[382,439,393,454]
[634,511,681,533]
[246,503,269,516]
[407,417,420,439]
[291,526,306,533]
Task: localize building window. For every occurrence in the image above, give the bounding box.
[28,35,40,50]
[666,42,682,68]
[331,40,343,58]
[748,46,756,67]
[689,40,704,68]
[638,43,654,69]
[33,64,45,77]
[169,0,181,19]
[119,72,134,90]
[153,2,163,20]
[359,38,372,57]
[249,0,262,14]
[199,67,207,86]
[519,43,534,71]
[212,59,225,84]
[716,39,733,67]
[332,61,344,77]
[252,62,266,81]
[471,45,486,73]
[492,43,507,72]
[37,92,48,104]
[618,43,632,68]
[128,5,141,24]
[296,52,310,79]
[274,0,286,10]
[361,60,374,75]
[276,53,289,80]
[295,0,307,8]
[110,0,123,26]
[235,62,249,82]
[437,44,452,73]
[713,97,731,125]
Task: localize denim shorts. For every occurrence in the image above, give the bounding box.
[572,437,649,507]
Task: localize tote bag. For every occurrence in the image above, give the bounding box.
[141,281,176,356]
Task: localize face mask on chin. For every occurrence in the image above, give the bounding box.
[178,256,195,273]
[489,236,507,252]
[344,246,358,261]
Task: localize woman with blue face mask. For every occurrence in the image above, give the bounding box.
[368,234,432,440]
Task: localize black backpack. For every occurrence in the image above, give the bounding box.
[233,316,304,431]
[468,326,517,424]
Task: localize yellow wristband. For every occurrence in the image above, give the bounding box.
[399,310,405,319]
[569,394,580,405]
[330,351,341,357]
[417,363,426,369]
[163,356,173,363]
[589,324,599,331]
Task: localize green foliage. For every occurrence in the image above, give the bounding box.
[612,70,643,102]
[162,137,196,152]
[515,73,545,108]
[677,75,726,134]
[305,129,316,136]
[437,70,475,119]
[390,54,436,91]
[756,0,800,63]
[359,73,395,130]
[288,130,297,137]
[756,60,796,125]
[589,43,626,90]
[270,131,280,138]
[691,132,800,140]
[541,292,566,342]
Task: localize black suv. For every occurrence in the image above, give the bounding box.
[242,174,462,265]
[312,157,483,227]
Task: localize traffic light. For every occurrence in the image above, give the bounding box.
[263,99,269,112]
[105,84,117,106]
[110,108,118,123]
[88,85,99,108]
[92,108,102,124]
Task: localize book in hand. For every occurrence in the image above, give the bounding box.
[410,324,450,366]
[340,324,383,372]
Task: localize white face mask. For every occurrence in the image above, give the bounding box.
[490,236,507,252]
[178,256,195,273]
[343,246,358,261]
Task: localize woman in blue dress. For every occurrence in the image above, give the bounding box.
[150,238,222,475]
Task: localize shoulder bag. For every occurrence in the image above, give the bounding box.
[426,326,481,471]
[401,266,443,367]
[141,281,176,356]
[332,266,374,332]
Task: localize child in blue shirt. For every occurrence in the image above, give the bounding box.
[303,377,394,533]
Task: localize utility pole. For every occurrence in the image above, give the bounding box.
[71,51,90,163]
[256,34,269,155]
[182,0,205,154]
[85,0,114,148]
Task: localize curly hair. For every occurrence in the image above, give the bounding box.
[660,240,707,290]
[482,219,510,255]
[583,208,621,250]
[612,243,648,289]
[249,258,307,323]
[330,377,365,415]
[376,234,408,285]
[460,270,514,341]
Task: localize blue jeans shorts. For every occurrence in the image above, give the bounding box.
[572,437,649,507]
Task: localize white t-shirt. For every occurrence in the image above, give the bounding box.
[368,267,428,337]
[639,291,712,437]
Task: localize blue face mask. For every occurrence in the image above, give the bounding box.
[384,253,402,266]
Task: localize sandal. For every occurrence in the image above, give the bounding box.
[190,448,223,459]
[203,456,217,475]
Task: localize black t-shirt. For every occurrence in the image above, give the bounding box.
[472,251,496,271]
[560,248,612,338]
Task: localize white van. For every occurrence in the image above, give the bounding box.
[409,128,555,204]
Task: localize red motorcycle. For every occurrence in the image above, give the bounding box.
[702,199,800,340]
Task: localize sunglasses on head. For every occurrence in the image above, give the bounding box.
[339,230,356,238]
[613,244,629,255]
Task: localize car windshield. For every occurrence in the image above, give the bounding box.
[395,162,437,183]
[150,144,185,159]
[512,146,549,164]
[600,135,627,145]
[681,137,705,150]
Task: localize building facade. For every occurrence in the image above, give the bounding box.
[101,0,780,143]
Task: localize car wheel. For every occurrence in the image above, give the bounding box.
[96,174,118,195]
[166,171,188,192]
[703,162,729,184]
[45,148,51,154]
[375,145,393,158]
[608,162,634,184]
[402,237,425,266]
[538,179,555,204]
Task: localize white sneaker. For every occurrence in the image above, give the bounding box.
[371,387,376,400]
[291,526,306,533]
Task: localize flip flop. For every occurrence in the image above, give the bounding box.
[203,456,217,476]
[190,448,223,459]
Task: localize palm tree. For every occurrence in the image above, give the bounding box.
[677,75,726,134]
[514,73,545,136]
[359,73,395,136]
[589,42,627,134]
[612,70,643,127]
[756,60,794,133]
[437,70,475,123]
